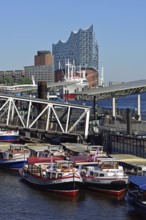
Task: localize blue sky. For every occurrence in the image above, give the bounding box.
[0,0,146,84]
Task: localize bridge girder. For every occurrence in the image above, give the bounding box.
[0,94,90,139]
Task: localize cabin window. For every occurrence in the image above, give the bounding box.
[90,171,94,176]
[52,173,56,178]
[47,172,50,178]
[28,164,32,170]
[0,153,4,159]
[58,173,62,178]
[9,153,13,158]
[0,152,9,159]
[44,150,49,157]
[99,173,104,177]
[94,173,99,177]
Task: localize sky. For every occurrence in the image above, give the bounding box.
[0,0,146,84]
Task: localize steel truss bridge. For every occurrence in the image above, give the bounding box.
[0,94,90,139]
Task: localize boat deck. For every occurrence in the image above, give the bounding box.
[110,154,146,174]
[61,143,88,154]
[0,143,13,150]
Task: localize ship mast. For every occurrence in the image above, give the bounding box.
[100,67,104,87]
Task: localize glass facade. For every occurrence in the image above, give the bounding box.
[52,25,98,71]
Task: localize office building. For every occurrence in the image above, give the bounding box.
[24,51,54,84]
[24,64,54,84]
[34,50,53,66]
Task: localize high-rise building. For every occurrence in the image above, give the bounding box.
[34,50,53,66]
[52,25,99,87]
[24,50,54,84]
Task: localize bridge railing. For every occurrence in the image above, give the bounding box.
[0,94,90,139]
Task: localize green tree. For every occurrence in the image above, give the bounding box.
[17,76,32,85]
[2,76,14,85]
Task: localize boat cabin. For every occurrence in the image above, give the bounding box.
[29,147,50,157]
[24,160,75,179]
[61,143,88,156]
[55,160,74,170]
[28,144,64,157]
[80,158,124,176]
[95,158,121,170]
[48,145,64,156]
[0,151,12,159]
[87,145,106,157]
[81,166,106,177]
[9,144,27,153]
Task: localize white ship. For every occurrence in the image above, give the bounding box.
[60,59,88,100]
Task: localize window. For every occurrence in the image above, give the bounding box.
[90,171,94,176]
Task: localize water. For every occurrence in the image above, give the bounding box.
[98,92,146,112]
[0,170,140,220]
[71,92,146,120]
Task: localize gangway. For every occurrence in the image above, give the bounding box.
[0,94,90,139]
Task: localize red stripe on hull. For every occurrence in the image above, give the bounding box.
[50,189,79,197]
[0,140,19,142]
[89,187,126,196]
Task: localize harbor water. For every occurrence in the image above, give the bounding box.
[0,170,141,220]
[98,92,146,120]
[72,92,146,120]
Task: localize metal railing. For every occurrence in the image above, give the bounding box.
[0,94,90,139]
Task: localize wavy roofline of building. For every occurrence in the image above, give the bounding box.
[52,25,93,46]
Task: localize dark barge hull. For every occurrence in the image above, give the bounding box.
[127,191,146,218]
[84,180,127,195]
[21,175,82,197]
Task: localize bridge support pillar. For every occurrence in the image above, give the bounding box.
[112,97,116,119]
[137,94,141,121]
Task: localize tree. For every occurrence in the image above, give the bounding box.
[17,76,32,85]
[1,76,14,85]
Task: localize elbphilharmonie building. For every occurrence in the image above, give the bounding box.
[52,25,98,72]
